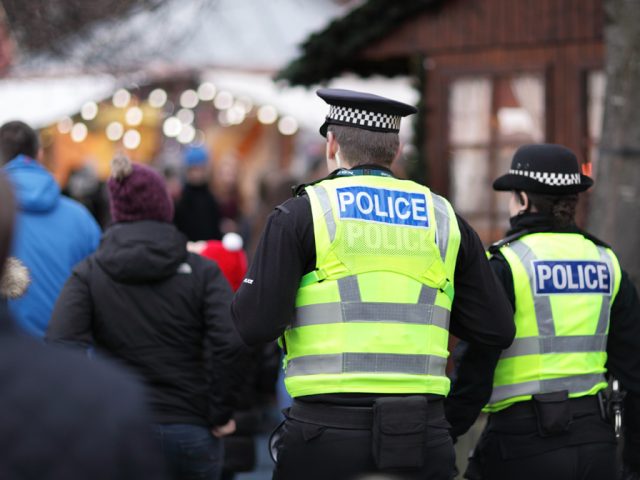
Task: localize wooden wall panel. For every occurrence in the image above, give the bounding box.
[362,0,603,60]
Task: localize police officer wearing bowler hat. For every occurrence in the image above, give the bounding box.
[461,144,640,480]
[231,89,515,479]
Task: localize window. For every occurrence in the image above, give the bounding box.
[449,73,545,243]
[586,70,606,177]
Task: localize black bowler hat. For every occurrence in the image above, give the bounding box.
[493,144,593,194]
[317,88,417,137]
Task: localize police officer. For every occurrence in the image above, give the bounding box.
[231,88,514,480]
[462,144,640,480]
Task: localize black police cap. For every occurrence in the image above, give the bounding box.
[493,144,593,194]
[317,88,417,137]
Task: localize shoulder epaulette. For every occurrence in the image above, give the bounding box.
[291,169,346,197]
[488,229,532,255]
[577,229,613,249]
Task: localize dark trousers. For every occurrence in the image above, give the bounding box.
[271,417,455,480]
[153,424,223,480]
[466,398,617,480]
[468,432,616,480]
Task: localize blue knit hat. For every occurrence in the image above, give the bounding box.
[184,146,209,167]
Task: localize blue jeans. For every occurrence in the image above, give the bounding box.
[153,424,223,480]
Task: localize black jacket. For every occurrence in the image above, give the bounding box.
[47,221,242,427]
[0,305,167,480]
[232,166,515,405]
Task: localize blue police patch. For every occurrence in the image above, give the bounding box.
[336,186,429,227]
[533,260,612,295]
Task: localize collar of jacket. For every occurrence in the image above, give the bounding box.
[334,164,394,178]
[507,212,578,236]
[293,165,395,197]
[500,213,610,250]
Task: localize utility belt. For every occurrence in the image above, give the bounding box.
[285,396,446,470]
[289,397,444,429]
[489,392,601,437]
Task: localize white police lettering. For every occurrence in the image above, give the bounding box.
[343,222,428,254]
[533,260,611,295]
[337,186,429,227]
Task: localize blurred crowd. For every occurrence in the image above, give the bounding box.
[0,119,295,480]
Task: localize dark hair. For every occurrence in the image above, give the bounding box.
[327,124,399,167]
[0,121,40,165]
[0,174,15,273]
[525,191,578,228]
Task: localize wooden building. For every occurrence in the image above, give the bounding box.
[280,0,605,242]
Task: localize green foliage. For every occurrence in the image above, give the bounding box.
[276,0,442,86]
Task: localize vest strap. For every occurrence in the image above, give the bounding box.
[300,269,328,287]
[440,280,454,303]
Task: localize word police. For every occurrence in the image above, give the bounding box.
[533,260,611,295]
[336,186,430,227]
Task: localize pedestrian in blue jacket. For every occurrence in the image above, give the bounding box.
[0,121,100,337]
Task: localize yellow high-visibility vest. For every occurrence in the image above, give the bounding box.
[486,233,621,412]
[282,173,461,397]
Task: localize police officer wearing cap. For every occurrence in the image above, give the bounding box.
[460,144,640,480]
[231,89,515,480]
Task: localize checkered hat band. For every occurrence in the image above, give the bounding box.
[328,105,401,131]
[509,169,581,186]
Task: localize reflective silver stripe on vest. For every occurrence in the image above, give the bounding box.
[506,241,556,346]
[432,195,450,261]
[501,240,614,361]
[338,276,361,302]
[489,373,606,404]
[418,285,438,305]
[314,185,336,242]
[295,302,450,330]
[287,352,448,377]
[499,334,608,359]
[595,247,615,335]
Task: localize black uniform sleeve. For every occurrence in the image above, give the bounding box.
[199,256,245,426]
[448,215,515,347]
[231,197,314,346]
[605,270,640,474]
[445,340,502,440]
[444,218,514,439]
[46,260,95,349]
[487,252,515,308]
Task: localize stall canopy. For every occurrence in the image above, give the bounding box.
[0,75,117,127]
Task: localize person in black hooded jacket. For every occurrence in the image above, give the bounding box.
[47,155,243,480]
[0,171,167,480]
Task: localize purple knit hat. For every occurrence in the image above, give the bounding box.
[108,155,174,223]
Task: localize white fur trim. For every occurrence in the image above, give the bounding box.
[0,257,30,299]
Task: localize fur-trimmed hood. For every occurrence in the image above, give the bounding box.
[0,257,31,299]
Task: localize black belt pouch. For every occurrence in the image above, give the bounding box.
[372,396,428,469]
[532,390,571,437]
